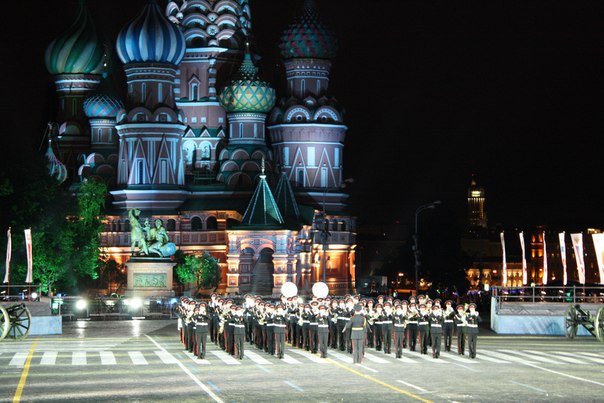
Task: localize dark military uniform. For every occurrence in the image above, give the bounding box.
[428,307,444,358]
[417,305,430,355]
[343,305,367,364]
[273,308,288,359]
[317,307,331,358]
[454,305,466,355]
[393,308,406,358]
[406,304,419,351]
[466,304,481,358]
[381,305,394,354]
[442,301,455,352]
[194,308,210,359]
[232,309,246,359]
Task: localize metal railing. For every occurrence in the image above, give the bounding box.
[491,285,604,312]
[0,284,42,302]
[51,295,179,320]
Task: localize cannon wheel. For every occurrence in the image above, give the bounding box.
[565,304,579,339]
[7,305,31,340]
[594,306,604,342]
[0,306,9,340]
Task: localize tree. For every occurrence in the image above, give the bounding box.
[175,252,220,291]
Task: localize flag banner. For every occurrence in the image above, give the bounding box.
[542,231,548,285]
[559,232,567,286]
[24,228,33,284]
[591,233,604,285]
[3,227,10,283]
[570,233,586,284]
[501,231,507,286]
[519,231,527,285]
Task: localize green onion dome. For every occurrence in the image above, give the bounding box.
[219,48,276,113]
[83,93,124,119]
[279,0,338,60]
[45,0,107,75]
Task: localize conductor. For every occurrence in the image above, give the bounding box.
[343,303,367,364]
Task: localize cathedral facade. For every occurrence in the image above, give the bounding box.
[44,0,356,296]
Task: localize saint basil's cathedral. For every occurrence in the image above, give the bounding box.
[44,0,356,296]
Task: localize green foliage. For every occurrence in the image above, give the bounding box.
[175,252,220,288]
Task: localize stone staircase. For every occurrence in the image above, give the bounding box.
[251,261,273,295]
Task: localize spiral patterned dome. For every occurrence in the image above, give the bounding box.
[116,0,186,66]
[45,0,107,75]
[219,49,276,113]
[83,93,124,118]
[279,0,338,60]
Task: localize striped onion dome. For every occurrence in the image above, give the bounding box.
[45,0,107,75]
[83,93,124,118]
[219,47,276,113]
[116,0,186,66]
[279,0,338,60]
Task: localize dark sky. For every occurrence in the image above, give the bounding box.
[2,0,603,232]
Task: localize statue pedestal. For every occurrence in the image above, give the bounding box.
[125,257,175,298]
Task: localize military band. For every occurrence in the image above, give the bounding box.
[175,293,480,364]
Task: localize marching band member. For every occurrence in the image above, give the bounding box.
[406,302,419,352]
[442,300,455,352]
[429,304,444,358]
[194,302,210,359]
[273,304,288,359]
[232,306,246,359]
[417,303,430,355]
[265,303,276,355]
[454,303,467,355]
[343,303,367,364]
[364,299,375,348]
[466,303,481,358]
[309,301,320,353]
[328,299,339,349]
[373,303,384,351]
[381,302,394,354]
[393,303,407,358]
[317,304,331,358]
[336,299,349,351]
[301,303,312,351]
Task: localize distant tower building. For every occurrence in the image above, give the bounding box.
[467,175,487,231]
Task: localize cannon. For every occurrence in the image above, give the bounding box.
[564,304,604,342]
[0,303,32,340]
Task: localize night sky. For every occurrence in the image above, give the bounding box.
[1,0,603,233]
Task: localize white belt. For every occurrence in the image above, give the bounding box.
[419,321,428,325]
[407,321,418,324]
[394,324,405,327]
[310,322,318,325]
[318,324,329,328]
[339,317,350,321]
[274,324,286,328]
[457,324,466,327]
[431,324,442,327]
[196,322,208,325]
[302,320,310,324]
[233,324,245,328]
[444,320,454,323]
[467,324,478,327]
[375,321,383,325]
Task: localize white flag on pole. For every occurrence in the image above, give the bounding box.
[24,228,33,284]
[542,231,548,285]
[559,232,567,285]
[501,231,507,286]
[519,231,527,285]
[570,233,586,284]
[3,227,10,283]
[591,233,604,285]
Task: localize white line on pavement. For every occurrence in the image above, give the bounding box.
[155,350,179,364]
[521,362,604,387]
[363,352,390,364]
[281,354,302,364]
[329,351,353,364]
[244,350,272,365]
[453,363,481,372]
[499,349,559,364]
[525,350,585,364]
[396,380,430,393]
[210,350,241,365]
[99,351,116,365]
[9,352,27,367]
[358,364,378,373]
[146,335,224,403]
[40,351,57,365]
[509,380,547,393]
[284,380,304,392]
[72,351,87,366]
[128,351,148,365]
[286,348,327,363]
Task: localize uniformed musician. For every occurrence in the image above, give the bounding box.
[466,303,481,358]
[429,304,444,358]
[343,303,367,364]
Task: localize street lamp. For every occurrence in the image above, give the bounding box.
[413,201,441,295]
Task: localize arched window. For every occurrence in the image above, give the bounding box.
[206,216,218,230]
[191,217,202,231]
[167,219,176,231]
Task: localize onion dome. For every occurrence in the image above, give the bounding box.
[45,0,107,75]
[219,47,276,113]
[279,0,338,60]
[83,93,124,119]
[116,0,186,66]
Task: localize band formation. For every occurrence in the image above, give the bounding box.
[175,294,482,364]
